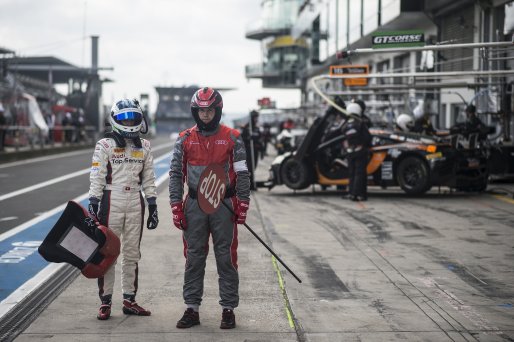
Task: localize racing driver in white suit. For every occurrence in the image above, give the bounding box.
[88,98,159,320]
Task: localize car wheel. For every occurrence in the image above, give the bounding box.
[280,158,313,190]
[396,156,430,195]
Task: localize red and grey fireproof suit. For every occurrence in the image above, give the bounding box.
[89,138,157,298]
[169,124,250,309]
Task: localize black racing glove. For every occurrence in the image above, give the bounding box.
[88,198,100,222]
[147,204,159,230]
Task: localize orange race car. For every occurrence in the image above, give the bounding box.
[259,110,489,195]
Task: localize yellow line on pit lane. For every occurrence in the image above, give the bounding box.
[272,256,296,329]
[492,194,514,205]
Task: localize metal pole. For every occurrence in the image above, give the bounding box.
[221,201,302,283]
[248,114,257,190]
[321,69,514,79]
[338,41,513,57]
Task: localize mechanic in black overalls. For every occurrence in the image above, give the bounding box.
[341,102,372,201]
[464,104,488,138]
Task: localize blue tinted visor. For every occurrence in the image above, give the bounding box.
[114,111,142,121]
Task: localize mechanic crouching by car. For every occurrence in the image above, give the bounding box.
[412,102,436,135]
[341,102,372,201]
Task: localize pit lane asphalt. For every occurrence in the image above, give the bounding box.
[12,146,514,341]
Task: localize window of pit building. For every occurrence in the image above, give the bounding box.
[348,0,362,44]
[393,53,410,85]
[377,59,391,86]
[363,0,379,36]
[336,0,348,50]
[327,0,337,56]
[381,0,400,25]
[439,6,474,72]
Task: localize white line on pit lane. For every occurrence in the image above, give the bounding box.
[0,169,91,202]
[0,142,173,202]
[0,141,173,170]
[0,217,18,222]
[0,150,91,169]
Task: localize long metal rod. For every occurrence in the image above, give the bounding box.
[339,41,512,56]
[487,56,514,61]
[323,69,514,79]
[324,82,501,92]
[220,201,302,283]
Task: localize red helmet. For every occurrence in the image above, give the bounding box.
[191,87,223,131]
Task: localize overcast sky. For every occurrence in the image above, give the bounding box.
[0,0,301,118]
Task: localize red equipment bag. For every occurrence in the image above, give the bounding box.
[38,201,120,279]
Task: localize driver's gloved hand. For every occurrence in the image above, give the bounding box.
[88,198,100,222]
[147,204,159,230]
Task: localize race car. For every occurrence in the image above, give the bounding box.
[259,110,489,195]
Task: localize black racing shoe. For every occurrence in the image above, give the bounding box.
[220,308,236,329]
[176,308,200,329]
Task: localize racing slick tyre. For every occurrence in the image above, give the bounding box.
[280,158,313,190]
[396,156,431,195]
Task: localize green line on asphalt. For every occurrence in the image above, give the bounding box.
[272,255,295,329]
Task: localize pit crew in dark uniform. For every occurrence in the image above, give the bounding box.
[241,110,261,190]
[341,102,372,201]
[169,87,251,330]
[464,104,488,138]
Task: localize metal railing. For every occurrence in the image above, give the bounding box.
[0,125,98,152]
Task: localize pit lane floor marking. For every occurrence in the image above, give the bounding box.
[0,152,171,319]
[492,194,514,205]
[254,196,305,340]
[0,150,91,169]
[0,169,91,202]
[0,142,172,202]
[0,141,172,169]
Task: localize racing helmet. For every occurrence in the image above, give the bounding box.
[191,87,223,131]
[396,114,414,132]
[346,102,362,116]
[109,98,143,139]
[354,99,366,113]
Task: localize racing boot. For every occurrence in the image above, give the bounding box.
[97,295,112,320]
[352,196,367,202]
[220,308,236,329]
[176,308,200,328]
[122,294,151,316]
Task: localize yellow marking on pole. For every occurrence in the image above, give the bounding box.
[492,195,514,205]
[272,256,295,329]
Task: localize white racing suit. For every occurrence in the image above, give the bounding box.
[169,124,250,309]
[89,137,157,299]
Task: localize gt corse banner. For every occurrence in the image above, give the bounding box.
[372,30,425,48]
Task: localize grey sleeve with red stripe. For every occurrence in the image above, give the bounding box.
[169,134,187,204]
[232,134,251,201]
